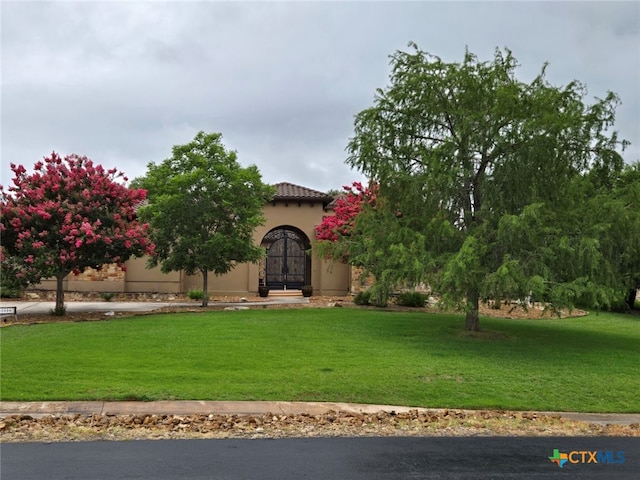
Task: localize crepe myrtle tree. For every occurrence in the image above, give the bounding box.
[315,182,399,306]
[0,153,154,314]
[315,182,377,244]
[133,131,274,307]
[346,43,629,330]
[316,181,430,307]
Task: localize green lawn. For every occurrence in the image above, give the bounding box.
[1,309,638,412]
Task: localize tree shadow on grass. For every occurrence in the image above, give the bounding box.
[362,309,640,363]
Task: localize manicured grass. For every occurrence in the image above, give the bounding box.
[1,309,638,412]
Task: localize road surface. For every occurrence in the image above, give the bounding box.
[2,437,639,479]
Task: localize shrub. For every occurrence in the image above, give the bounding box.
[187,289,208,301]
[353,290,371,305]
[0,282,22,299]
[368,284,389,307]
[101,292,115,302]
[396,291,428,308]
[354,286,389,307]
[0,256,26,298]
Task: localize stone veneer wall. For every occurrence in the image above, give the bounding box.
[22,290,184,301]
[350,267,375,294]
[32,263,127,294]
[71,264,125,282]
[350,266,431,295]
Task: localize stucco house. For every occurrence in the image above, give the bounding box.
[38,182,351,297]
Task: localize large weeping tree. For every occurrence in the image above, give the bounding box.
[134,131,274,307]
[346,44,629,331]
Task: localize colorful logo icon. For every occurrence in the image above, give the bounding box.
[549,449,568,468]
[549,449,625,468]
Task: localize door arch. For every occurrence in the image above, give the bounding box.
[260,226,311,289]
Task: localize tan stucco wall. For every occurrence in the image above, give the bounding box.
[124,257,182,293]
[183,200,350,296]
[30,198,351,296]
[183,262,252,296]
[255,201,348,295]
[318,258,350,295]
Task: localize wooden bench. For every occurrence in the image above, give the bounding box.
[0,306,18,322]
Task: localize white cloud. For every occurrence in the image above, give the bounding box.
[2,1,638,191]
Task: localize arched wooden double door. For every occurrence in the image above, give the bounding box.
[260,227,311,289]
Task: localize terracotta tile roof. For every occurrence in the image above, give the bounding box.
[273,182,334,202]
[136,183,335,207]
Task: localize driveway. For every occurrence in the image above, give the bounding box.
[1,297,310,316]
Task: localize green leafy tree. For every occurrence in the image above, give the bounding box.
[617,164,640,309]
[346,44,629,330]
[490,164,639,313]
[325,188,344,198]
[582,163,640,310]
[315,182,425,307]
[134,132,274,307]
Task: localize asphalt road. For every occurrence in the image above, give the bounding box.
[2,437,639,479]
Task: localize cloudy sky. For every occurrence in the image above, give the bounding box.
[2,1,639,193]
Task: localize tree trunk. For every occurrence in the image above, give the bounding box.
[54,271,66,316]
[625,288,638,310]
[201,269,209,307]
[465,289,480,331]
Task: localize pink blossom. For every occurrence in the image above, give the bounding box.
[2,151,155,292]
[315,181,378,248]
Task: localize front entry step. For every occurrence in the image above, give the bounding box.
[268,290,302,297]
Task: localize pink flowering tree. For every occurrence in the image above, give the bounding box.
[316,181,424,307]
[314,181,377,262]
[1,153,155,314]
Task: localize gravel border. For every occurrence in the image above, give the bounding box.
[2,409,639,443]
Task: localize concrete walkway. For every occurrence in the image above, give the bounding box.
[1,401,638,426]
[1,297,310,316]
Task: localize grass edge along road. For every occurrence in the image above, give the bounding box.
[1,308,638,413]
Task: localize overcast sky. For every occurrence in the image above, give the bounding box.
[2,1,639,193]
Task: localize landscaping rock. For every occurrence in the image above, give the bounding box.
[4,409,634,443]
